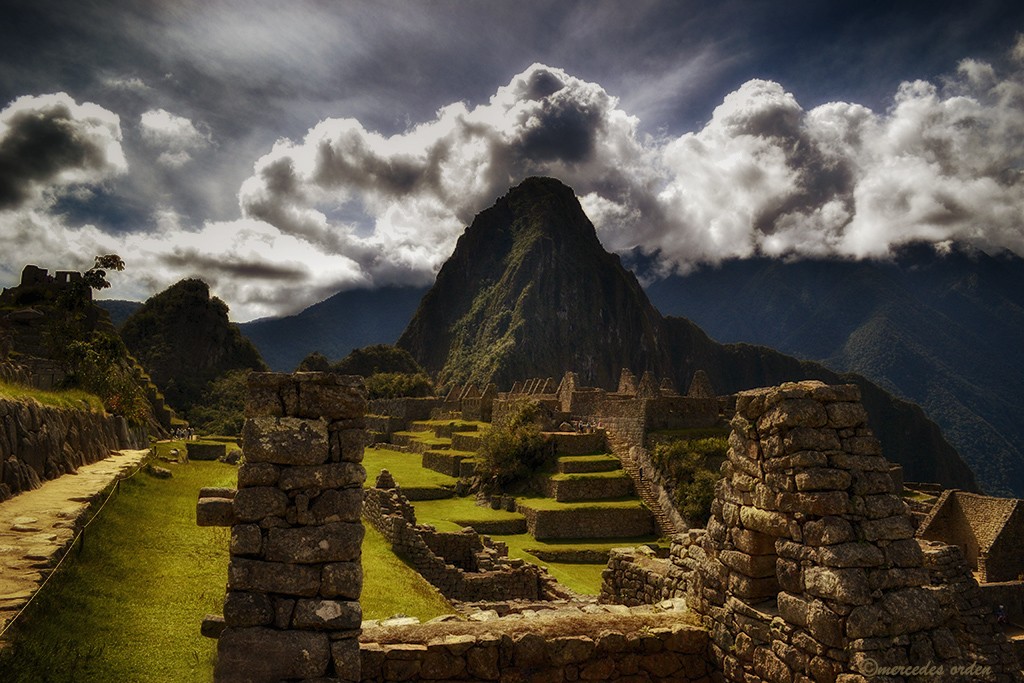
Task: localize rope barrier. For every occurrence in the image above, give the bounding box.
[0,453,150,642]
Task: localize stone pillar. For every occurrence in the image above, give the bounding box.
[202,372,367,683]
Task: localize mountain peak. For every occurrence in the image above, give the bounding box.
[397,177,669,387]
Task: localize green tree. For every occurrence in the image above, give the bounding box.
[364,372,434,400]
[650,437,726,526]
[81,254,125,291]
[476,399,551,490]
[188,369,251,436]
[334,344,425,377]
[62,333,149,425]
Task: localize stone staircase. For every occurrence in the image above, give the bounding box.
[604,431,680,537]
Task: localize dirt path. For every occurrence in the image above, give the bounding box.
[0,449,149,639]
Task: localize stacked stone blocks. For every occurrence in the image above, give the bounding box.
[200,372,368,683]
[363,471,560,602]
[681,380,1023,683]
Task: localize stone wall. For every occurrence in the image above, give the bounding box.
[546,475,634,502]
[358,618,711,682]
[679,380,1024,682]
[363,472,563,603]
[0,396,146,501]
[198,372,368,683]
[517,504,655,540]
[644,396,720,431]
[600,545,687,607]
[918,490,1024,583]
[368,397,441,424]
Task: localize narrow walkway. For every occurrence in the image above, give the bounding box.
[0,449,149,637]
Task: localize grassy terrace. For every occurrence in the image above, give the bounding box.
[0,452,454,682]
[515,496,648,511]
[0,380,105,412]
[364,446,458,488]
[391,430,452,448]
[366,447,660,595]
[549,470,631,481]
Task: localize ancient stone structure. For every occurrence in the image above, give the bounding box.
[0,397,146,502]
[918,490,1024,583]
[0,264,89,303]
[198,372,368,683]
[600,544,687,607]
[363,470,567,602]
[601,380,1023,682]
[358,610,712,682]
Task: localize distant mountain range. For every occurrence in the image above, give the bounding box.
[645,245,1024,496]
[237,286,428,372]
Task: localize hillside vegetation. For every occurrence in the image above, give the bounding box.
[120,279,266,421]
[647,245,1024,496]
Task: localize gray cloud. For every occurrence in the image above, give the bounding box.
[236,54,1024,298]
[0,93,125,209]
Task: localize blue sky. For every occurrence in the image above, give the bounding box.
[1,0,1022,320]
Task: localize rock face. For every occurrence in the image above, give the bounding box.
[0,397,146,501]
[120,278,267,412]
[398,177,671,389]
[397,176,977,490]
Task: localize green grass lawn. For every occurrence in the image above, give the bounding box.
[363,447,458,488]
[493,534,661,595]
[515,496,649,511]
[392,431,452,448]
[411,496,525,532]
[0,460,234,683]
[0,458,456,682]
[362,525,455,621]
[549,470,630,481]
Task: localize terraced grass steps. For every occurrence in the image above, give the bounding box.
[391,430,453,454]
[523,538,664,564]
[422,449,477,478]
[556,454,622,474]
[451,431,483,451]
[363,446,458,501]
[412,497,528,536]
[545,470,635,502]
[515,497,656,540]
[545,431,608,455]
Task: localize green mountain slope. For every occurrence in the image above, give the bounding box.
[398,177,671,387]
[120,279,267,413]
[646,246,1024,495]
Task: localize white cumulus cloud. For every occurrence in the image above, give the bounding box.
[139,108,212,167]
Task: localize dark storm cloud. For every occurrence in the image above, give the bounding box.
[160,249,307,282]
[0,94,125,209]
[4,0,1024,321]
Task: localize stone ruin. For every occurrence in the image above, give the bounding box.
[197,372,368,682]
[918,490,1024,584]
[363,469,570,603]
[205,373,1024,681]
[602,380,1023,682]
